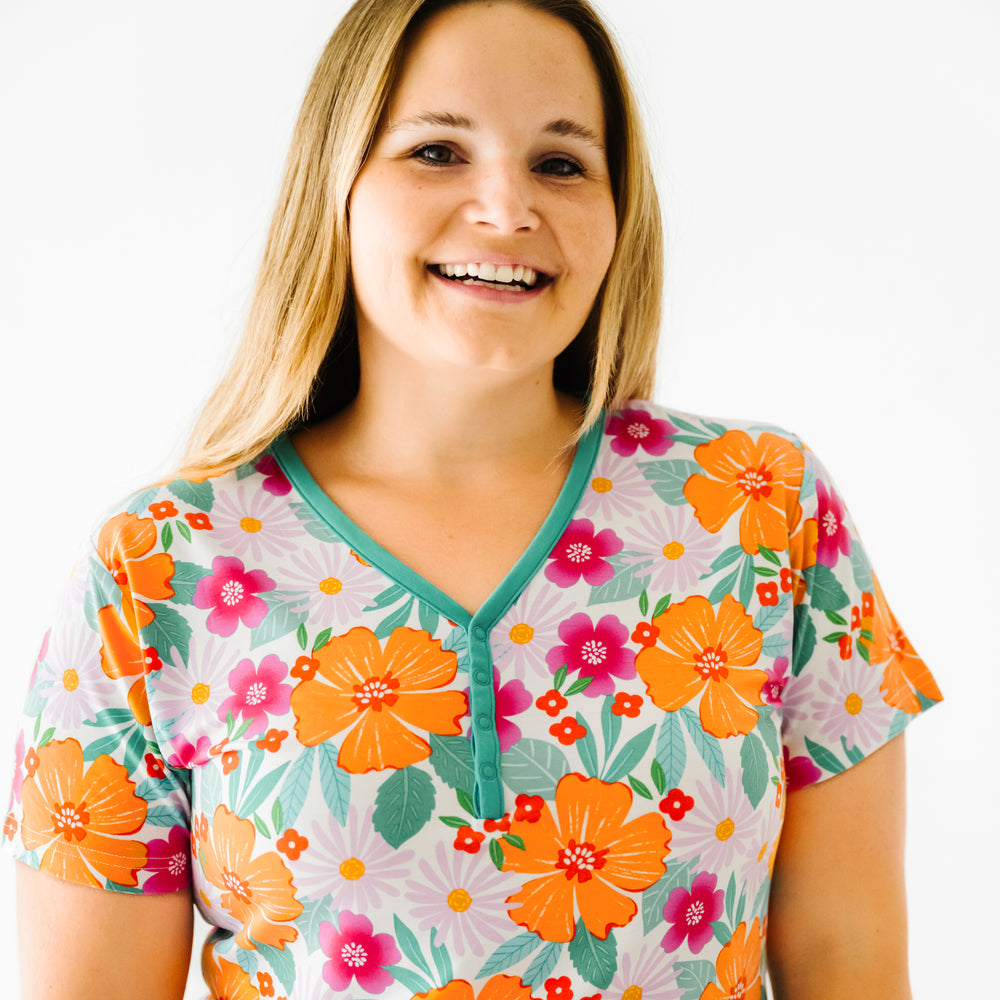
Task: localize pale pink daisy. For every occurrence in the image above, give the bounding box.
[810,656,896,752]
[208,483,303,562]
[624,504,716,598]
[402,841,521,957]
[578,449,653,520]
[608,941,684,1000]
[491,586,577,683]
[293,806,414,909]
[283,544,386,627]
[149,634,231,736]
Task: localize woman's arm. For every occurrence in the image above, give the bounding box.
[17,863,194,1000]
[766,734,911,999]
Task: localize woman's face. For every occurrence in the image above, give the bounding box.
[348,0,617,387]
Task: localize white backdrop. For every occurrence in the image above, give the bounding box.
[1,1,995,995]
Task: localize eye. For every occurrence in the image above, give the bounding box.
[535,156,585,178]
[411,143,460,165]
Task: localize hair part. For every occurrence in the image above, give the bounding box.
[180,0,662,475]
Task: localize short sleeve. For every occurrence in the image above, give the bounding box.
[778,445,942,789]
[3,516,192,894]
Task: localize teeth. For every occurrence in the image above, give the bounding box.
[436,263,540,287]
[478,262,496,281]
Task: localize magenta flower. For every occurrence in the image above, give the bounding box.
[143,825,190,893]
[545,518,622,588]
[783,745,822,791]
[193,556,275,637]
[606,408,676,457]
[166,734,212,768]
[218,654,292,737]
[255,453,292,496]
[319,911,400,994]
[471,669,532,753]
[661,871,724,953]
[545,613,636,696]
[815,479,851,568]
[762,657,790,706]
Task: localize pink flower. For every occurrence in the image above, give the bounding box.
[762,657,790,705]
[143,825,190,893]
[545,612,636,696]
[319,911,400,994]
[605,408,676,457]
[10,731,24,805]
[166,734,212,768]
[255,453,292,496]
[218,654,292,738]
[545,519,622,588]
[492,669,532,752]
[193,556,275,637]
[815,479,852,568]
[783,745,822,791]
[661,871,724,953]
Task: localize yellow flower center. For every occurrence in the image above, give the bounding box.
[509,623,534,645]
[320,577,343,595]
[622,988,643,1000]
[339,857,365,881]
[662,541,685,560]
[191,683,210,705]
[591,477,613,494]
[845,692,863,715]
[62,669,79,692]
[447,888,473,912]
[715,818,735,841]
[239,517,262,533]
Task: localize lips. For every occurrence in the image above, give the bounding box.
[433,261,549,291]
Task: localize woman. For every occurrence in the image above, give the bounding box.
[8,1,940,998]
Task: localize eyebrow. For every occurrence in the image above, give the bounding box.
[386,111,605,151]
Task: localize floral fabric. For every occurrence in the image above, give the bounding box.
[4,403,940,1000]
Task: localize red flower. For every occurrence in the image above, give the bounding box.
[148,501,177,520]
[611,692,643,718]
[221,750,239,775]
[756,581,779,606]
[779,568,794,593]
[631,622,660,648]
[514,794,544,823]
[545,976,573,1000]
[291,655,319,681]
[851,605,862,631]
[659,788,694,821]
[838,634,852,660]
[276,828,309,861]
[549,716,586,746]
[257,971,275,997]
[484,814,511,833]
[184,512,213,530]
[536,689,568,717]
[144,753,166,780]
[4,814,17,840]
[862,592,875,618]
[24,748,40,779]
[256,728,288,753]
[142,647,162,673]
[454,826,485,854]
[209,738,229,756]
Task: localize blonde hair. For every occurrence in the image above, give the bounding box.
[180,0,662,475]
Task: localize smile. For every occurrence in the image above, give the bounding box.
[433,262,546,292]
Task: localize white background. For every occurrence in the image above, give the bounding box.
[1,0,995,995]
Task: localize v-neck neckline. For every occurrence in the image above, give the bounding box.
[270,416,605,633]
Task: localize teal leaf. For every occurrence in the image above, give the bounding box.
[125,487,160,516]
[655,712,686,789]
[83,708,137,728]
[567,920,617,990]
[588,553,651,605]
[142,602,193,667]
[276,746,314,828]
[394,913,435,978]
[804,736,845,776]
[83,729,129,762]
[791,605,816,676]
[739,732,768,808]
[738,555,755,608]
[418,600,440,635]
[641,858,697,933]
[842,737,865,766]
[575,712,599,776]
[367,583,410,611]
[431,938,454,986]
[752,875,771,919]
[724,871,737,924]
[144,803,188,827]
[602,725,655,784]
[476,933,543,978]
[703,420,729,437]
[249,599,308,651]
[167,560,210,605]
[288,501,340,543]
[167,478,214,511]
[524,941,563,990]
[850,544,874,592]
[708,567,740,606]
[712,921,731,946]
[802,564,850,611]
[755,706,780,756]
[753,593,790,633]
[235,948,258,977]
[502,739,570,799]
[384,966,432,994]
[255,941,296,995]
[761,633,788,658]
[888,709,909,741]
[373,766,435,847]
[317,742,351,825]
[708,544,745,575]
[428,734,475,795]
[680,708,726,787]
[600,695,622,762]
[238,763,289,819]
[638,459,703,506]
[375,599,415,639]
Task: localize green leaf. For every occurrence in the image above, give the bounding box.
[37,726,57,749]
[567,919,617,989]
[317,742,351,825]
[802,564,850,611]
[575,712,599,776]
[602,725,655,784]
[161,521,173,553]
[680,708,726,787]
[373,766,435,847]
[296,623,308,651]
[655,712,686,790]
[312,627,332,652]
[628,775,653,799]
[824,609,848,626]
[271,797,284,834]
[253,813,270,838]
[238,763,289,819]
[383,966,432,995]
[476,933,543,978]
[428,734,475,795]
[393,913,435,978]
[638,459,703,506]
[650,757,666,796]
[502,739,570,799]
[739,732,768,808]
[456,789,475,816]
[564,675,594,698]
[822,631,846,643]
[176,519,192,543]
[552,664,568,692]
[439,815,469,829]
[489,837,504,870]
[276,746,315,828]
[757,545,780,566]
[804,736,845,776]
[638,588,649,617]
[792,605,817,676]
[502,833,526,851]
[142,602,193,667]
[167,477,214,511]
[753,566,778,577]
[524,941,563,990]
[652,593,672,619]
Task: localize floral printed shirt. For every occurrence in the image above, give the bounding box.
[4,403,941,1000]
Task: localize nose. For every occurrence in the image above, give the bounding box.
[465,161,539,233]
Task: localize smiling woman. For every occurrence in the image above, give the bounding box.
[4,2,944,999]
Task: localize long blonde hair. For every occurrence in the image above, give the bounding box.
[180,0,663,475]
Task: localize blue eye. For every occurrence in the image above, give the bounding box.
[413,144,458,165]
[536,156,584,177]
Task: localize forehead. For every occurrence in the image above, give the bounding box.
[389,2,606,128]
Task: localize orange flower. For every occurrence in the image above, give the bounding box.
[869,577,942,713]
[635,595,767,738]
[201,952,260,1000]
[19,738,148,888]
[290,626,467,773]
[195,804,302,950]
[683,431,804,554]
[95,604,154,725]
[412,975,537,1000]
[700,918,763,1000]
[502,774,669,942]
